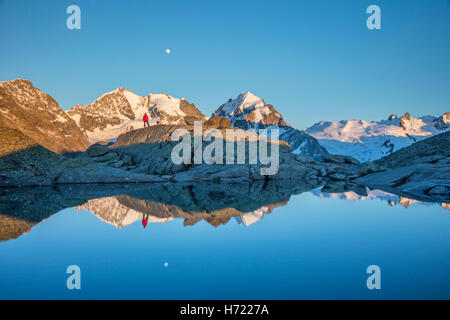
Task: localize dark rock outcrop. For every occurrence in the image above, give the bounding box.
[204,116,231,128]
[0,127,166,187]
[322,154,360,165]
[355,131,450,202]
[0,127,66,186]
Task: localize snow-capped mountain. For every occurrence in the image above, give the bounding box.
[213,92,288,129]
[212,92,328,159]
[67,88,207,142]
[0,79,90,154]
[434,112,450,130]
[305,112,450,162]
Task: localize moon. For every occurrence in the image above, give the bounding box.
[166,49,171,54]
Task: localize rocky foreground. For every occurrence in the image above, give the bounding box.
[0,124,365,186]
[1,122,448,203]
[355,130,450,202]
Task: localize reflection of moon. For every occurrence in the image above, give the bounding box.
[166,49,171,54]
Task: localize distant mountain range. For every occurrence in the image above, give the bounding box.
[1,79,448,163]
[66,89,328,159]
[305,112,449,162]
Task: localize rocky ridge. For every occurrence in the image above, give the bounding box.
[0,79,90,154]
[67,88,207,142]
[354,131,450,202]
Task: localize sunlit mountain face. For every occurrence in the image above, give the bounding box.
[1,182,447,242]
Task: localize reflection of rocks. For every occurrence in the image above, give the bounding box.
[0,214,36,241]
[75,182,303,228]
[0,186,74,241]
[398,197,421,209]
[0,180,318,240]
[2,180,448,241]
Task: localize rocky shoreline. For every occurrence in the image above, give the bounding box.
[0,125,367,184]
[1,125,448,203]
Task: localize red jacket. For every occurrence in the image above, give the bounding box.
[143,114,149,122]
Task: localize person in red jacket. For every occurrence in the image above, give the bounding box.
[143,113,149,127]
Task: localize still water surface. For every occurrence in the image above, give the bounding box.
[0,183,449,299]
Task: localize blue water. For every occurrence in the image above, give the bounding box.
[0,189,449,299]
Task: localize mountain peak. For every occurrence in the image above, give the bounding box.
[400,112,411,121]
[0,78,34,87]
[66,89,206,141]
[0,79,90,153]
[434,111,450,130]
[399,112,415,130]
[388,114,398,121]
[211,92,287,128]
[240,90,260,100]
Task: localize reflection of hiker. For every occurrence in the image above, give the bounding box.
[142,214,149,229]
[143,113,150,127]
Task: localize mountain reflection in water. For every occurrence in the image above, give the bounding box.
[0,181,448,241]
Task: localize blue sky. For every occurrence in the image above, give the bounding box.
[0,0,449,129]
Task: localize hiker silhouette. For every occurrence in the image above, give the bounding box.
[143,113,149,127]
